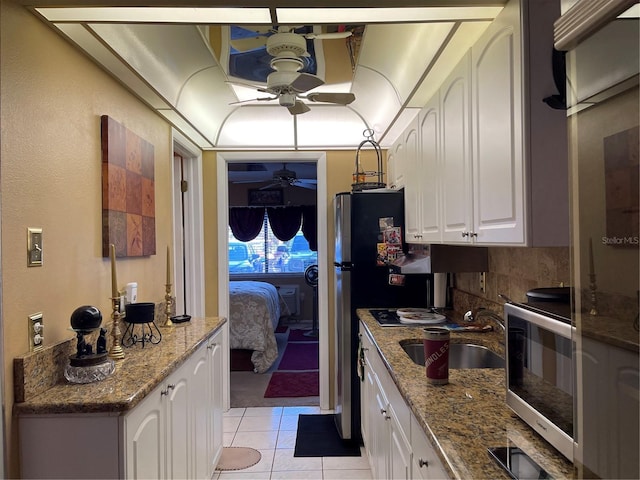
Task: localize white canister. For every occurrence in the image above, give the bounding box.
[125,282,138,304]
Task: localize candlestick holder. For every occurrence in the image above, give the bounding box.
[164,283,173,327]
[108,296,126,359]
[589,273,598,316]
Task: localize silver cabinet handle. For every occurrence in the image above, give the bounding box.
[418,459,429,468]
[462,231,469,237]
[161,384,176,396]
[470,232,478,237]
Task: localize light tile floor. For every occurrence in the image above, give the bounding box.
[214,406,373,480]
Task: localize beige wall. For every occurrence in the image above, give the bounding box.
[1,2,175,476]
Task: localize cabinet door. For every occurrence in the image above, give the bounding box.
[403,116,421,242]
[391,137,406,189]
[389,405,411,480]
[410,414,448,480]
[372,373,391,480]
[125,385,165,480]
[418,93,441,243]
[190,343,211,479]
[440,52,472,243]
[471,2,524,244]
[165,375,190,480]
[209,334,225,471]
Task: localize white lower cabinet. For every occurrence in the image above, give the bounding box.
[126,329,224,479]
[410,415,449,480]
[360,323,448,480]
[577,337,639,480]
[19,328,225,479]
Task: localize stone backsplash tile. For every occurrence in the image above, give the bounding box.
[454,246,570,311]
[14,337,75,403]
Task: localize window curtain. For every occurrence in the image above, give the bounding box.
[267,206,302,241]
[229,207,265,241]
[302,205,318,251]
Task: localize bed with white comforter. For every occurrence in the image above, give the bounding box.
[228,281,281,373]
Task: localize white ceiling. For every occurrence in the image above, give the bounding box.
[30,3,505,151]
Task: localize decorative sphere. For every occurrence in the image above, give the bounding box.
[70,305,102,332]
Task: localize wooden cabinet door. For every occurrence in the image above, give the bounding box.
[440,52,472,243]
[471,1,524,244]
[125,386,165,480]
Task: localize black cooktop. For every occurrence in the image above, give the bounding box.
[369,309,402,326]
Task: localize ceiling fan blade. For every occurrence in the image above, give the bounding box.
[229,36,269,53]
[229,96,277,105]
[290,73,324,93]
[306,92,356,105]
[259,182,282,190]
[288,101,311,115]
[229,26,273,52]
[293,180,317,190]
[304,31,353,40]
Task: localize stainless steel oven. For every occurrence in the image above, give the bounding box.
[504,302,576,460]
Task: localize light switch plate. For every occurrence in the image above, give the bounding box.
[27,227,43,267]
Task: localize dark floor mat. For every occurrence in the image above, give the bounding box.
[293,414,361,457]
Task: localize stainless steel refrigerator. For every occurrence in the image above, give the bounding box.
[333,190,431,441]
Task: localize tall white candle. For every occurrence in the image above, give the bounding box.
[110,244,118,297]
[166,245,171,285]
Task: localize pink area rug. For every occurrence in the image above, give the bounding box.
[277,342,319,371]
[264,371,319,398]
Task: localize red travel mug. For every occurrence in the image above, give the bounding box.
[423,327,450,385]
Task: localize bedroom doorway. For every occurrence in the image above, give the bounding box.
[217,152,329,410]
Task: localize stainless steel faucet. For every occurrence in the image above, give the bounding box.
[464,308,506,331]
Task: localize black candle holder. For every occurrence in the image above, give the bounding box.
[122,320,162,348]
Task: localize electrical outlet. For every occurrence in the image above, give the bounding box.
[479,272,486,293]
[28,312,44,351]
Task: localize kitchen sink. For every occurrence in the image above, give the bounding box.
[401,342,504,369]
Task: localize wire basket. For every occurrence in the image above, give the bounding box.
[352,129,386,191]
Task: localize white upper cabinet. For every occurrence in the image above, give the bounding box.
[441,52,473,243]
[402,0,568,246]
[402,115,421,241]
[418,93,442,243]
[387,134,406,190]
[470,0,524,244]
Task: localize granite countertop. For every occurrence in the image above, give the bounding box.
[357,308,575,480]
[580,313,639,353]
[14,316,226,416]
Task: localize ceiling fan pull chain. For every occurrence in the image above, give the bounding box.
[352,129,385,192]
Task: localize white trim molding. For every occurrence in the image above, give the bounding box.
[554,0,638,50]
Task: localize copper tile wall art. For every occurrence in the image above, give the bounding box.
[101,115,156,257]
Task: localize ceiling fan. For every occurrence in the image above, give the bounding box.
[230,163,317,190]
[228,27,356,115]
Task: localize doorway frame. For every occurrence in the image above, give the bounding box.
[171,129,205,318]
[217,151,330,411]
